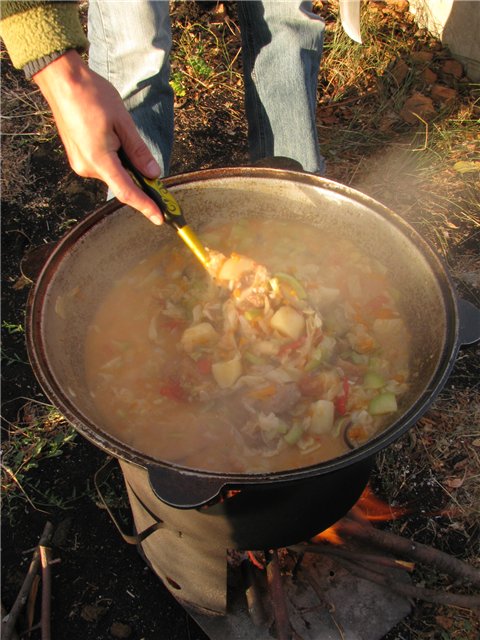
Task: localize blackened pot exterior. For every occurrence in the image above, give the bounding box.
[26,168,480,514]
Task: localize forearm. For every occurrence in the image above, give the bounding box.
[31,50,163,225]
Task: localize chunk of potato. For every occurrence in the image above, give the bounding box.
[270,306,305,340]
[310,399,335,434]
[212,355,242,388]
[218,255,256,281]
[180,322,219,353]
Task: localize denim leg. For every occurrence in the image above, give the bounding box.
[237,1,325,174]
[88,0,174,176]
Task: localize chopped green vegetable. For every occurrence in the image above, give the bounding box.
[244,351,265,366]
[244,308,263,322]
[363,371,385,389]
[276,420,289,435]
[284,423,303,445]
[274,272,307,299]
[350,351,369,365]
[304,357,322,372]
[368,391,397,415]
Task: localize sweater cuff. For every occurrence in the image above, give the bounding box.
[0,2,88,69]
[23,49,69,79]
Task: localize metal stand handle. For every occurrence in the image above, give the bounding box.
[94,457,164,545]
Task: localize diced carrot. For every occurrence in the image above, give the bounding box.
[247,384,277,399]
[348,425,368,441]
[355,336,376,353]
[374,307,399,319]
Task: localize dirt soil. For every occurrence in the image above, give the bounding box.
[2,2,479,640]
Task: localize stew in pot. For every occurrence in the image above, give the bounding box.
[85,217,411,473]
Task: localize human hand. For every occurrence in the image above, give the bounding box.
[33,50,164,225]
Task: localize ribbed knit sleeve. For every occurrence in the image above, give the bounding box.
[0,1,88,69]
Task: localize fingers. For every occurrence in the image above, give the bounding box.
[117,116,161,180]
[97,152,164,225]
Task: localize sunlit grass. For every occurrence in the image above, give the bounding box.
[1,400,78,516]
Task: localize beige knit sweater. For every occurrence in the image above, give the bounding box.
[0,1,88,69]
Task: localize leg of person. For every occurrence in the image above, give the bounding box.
[88,0,174,176]
[237,1,325,174]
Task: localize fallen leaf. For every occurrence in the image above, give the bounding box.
[13,275,32,290]
[392,0,409,13]
[471,438,480,447]
[444,477,464,489]
[400,92,436,124]
[421,67,437,85]
[390,59,409,84]
[411,50,434,64]
[441,58,463,79]
[444,220,459,229]
[435,614,453,630]
[431,84,457,104]
[110,622,132,639]
[453,161,480,174]
[80,603,108,622]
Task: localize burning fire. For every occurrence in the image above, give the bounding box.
[313,484,410,545]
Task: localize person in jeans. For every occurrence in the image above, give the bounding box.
[1,1,326,225]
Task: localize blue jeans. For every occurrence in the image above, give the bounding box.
[88,1,325,175]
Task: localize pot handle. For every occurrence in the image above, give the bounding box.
[147,465,226,509]
[95,457,164,544]
[458,298,480,346]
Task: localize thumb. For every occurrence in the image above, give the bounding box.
[115,114,161,179]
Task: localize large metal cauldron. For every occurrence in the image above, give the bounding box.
[27,168,480,549]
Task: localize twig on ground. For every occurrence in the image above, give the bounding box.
[266,550,291,640]
[329,555,480,611]
[26,574,40,638]
[0,603,19,640]
[290,544,415,573]
[39,543,52,640]
[337,516,480,587]
[1,522,53,640]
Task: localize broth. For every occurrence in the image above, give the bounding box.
[85,218,411,473]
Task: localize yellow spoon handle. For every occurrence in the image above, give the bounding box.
[118,148,209,268]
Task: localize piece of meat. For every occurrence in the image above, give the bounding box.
[245,383,301,415]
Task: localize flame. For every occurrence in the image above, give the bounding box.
[313,484,410,545]
[353,484,409,522]
[313,525,344,545]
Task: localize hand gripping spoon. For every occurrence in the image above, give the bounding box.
[118,150,277,309]
[118,148,210,269]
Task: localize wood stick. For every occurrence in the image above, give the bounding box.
[337,516,480,587]
[1,522,53,640]
[290,544,415,573]
[0,603,19,640]
[26,574,40,638]
[39,543,52,640]
[266,550,291,640]
[330,555,480,611]
[240,559,268,627]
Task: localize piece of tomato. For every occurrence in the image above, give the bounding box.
[159,379,187,402]
[196,357,212,375]
[334,376,350,415]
